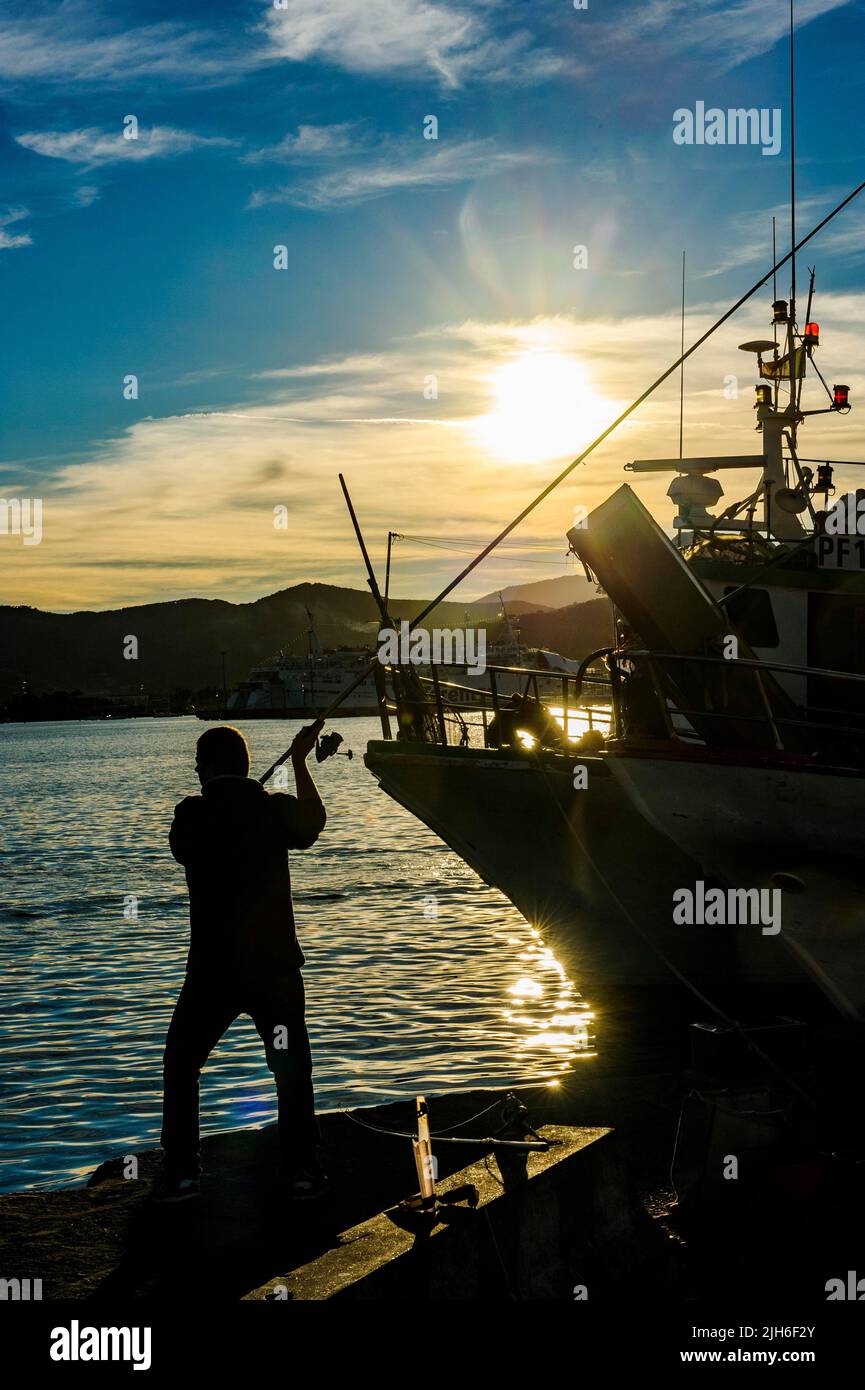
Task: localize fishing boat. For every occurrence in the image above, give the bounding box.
[363,283,865,1023]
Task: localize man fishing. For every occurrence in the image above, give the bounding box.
[154,719,327,1203]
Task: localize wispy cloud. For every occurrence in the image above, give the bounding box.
[15,126,236,169]
[254,353,390,380]
[0,205,32,250]
[261,0,571,88]
[2,0,571,92]
[248,137,542,210]
[243,123,360,165]
[71,185,100,208]
[0,5,251,85]
[697,193,865,279]
[611,0,850,71]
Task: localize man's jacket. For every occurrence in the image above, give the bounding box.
[169,775,326,980]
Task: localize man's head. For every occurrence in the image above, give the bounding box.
[195,725,250,785]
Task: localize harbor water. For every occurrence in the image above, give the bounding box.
[0,716,592,1191]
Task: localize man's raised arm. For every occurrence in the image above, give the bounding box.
[276,719,326,847]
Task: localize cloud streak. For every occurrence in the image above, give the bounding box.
[0,5,252,85]
[248,137,543,209]
[243,123,360,165]
[15,126,236,169]
[0,205,32,250]
[261,0,570,88]
[609,0,850,71]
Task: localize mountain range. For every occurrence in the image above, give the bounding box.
[476,574,598,609]
[0,582,610,702]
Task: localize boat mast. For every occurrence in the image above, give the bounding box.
[678,249,686,462]
[788,0,798,445]
[778,216,784,408]
[498,590,521,663]
[384,530,397,607]
[305,605,316,713]
[795,1,801,358]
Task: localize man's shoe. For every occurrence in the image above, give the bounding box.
[288,1157,329,1201]
[150,1172,200,1204]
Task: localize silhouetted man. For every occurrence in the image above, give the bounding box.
[155,720,327,1202]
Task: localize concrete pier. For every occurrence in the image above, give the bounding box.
[244,1124,662,1300]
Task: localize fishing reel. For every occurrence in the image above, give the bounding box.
[315,730,353,762]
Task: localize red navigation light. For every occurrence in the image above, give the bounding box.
[833,384,850,409]
[804,322,820,347]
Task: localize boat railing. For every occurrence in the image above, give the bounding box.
[374,653,613,748]
[611,648,865,758]
[372,644,865,763]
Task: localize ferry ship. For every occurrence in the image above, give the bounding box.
[202,603,590,719]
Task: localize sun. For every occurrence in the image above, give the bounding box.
[473,351,608,464]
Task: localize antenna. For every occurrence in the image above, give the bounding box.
[679,250,686,459]
[789,0,797,358]
[778,214,784,405]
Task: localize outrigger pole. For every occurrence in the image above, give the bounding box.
[338,473,392,627]
[259,176,865,784]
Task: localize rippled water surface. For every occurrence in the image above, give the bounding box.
[0,717,592,1191]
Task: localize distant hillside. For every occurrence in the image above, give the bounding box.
[519,598,612,658]
[477,574,598,610]
[0,583,609,701]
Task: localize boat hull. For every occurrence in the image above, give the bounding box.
[363,740,865,1021]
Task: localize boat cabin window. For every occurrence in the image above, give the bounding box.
[722,587,779,648]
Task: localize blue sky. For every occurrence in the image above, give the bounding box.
[1,0,864,609]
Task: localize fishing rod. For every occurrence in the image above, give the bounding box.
[259,476,392,785]
[259,176,865,785]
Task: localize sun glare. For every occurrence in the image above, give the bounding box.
[473,351,608,464]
